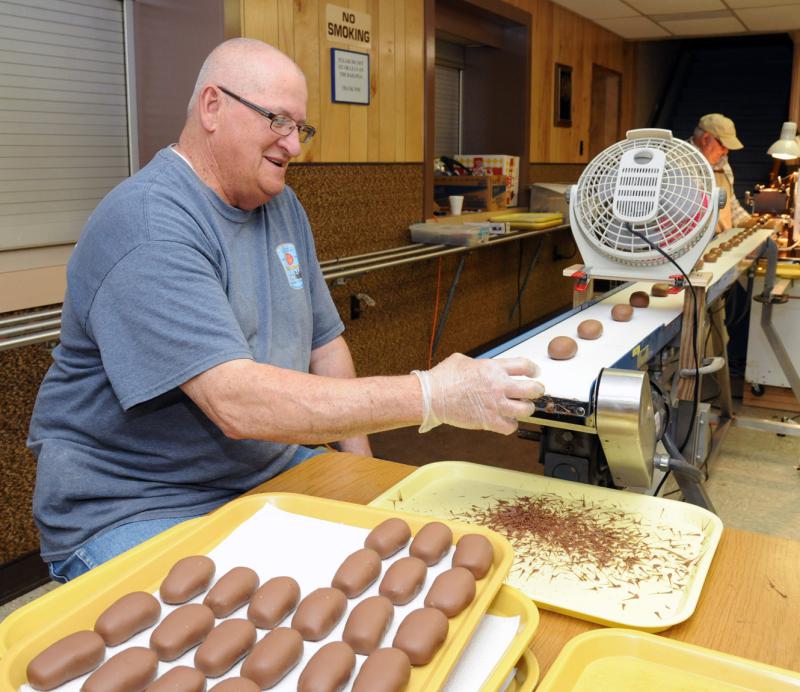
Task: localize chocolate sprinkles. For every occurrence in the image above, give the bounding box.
[448,493,705,600]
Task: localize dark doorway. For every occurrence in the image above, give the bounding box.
[589,65,621,160]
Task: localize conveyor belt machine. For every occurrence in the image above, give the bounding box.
[484,129,774,511]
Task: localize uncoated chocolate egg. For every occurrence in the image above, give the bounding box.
[547,336,578,360]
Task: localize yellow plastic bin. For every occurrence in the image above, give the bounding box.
[1,493,516,691]
[369,461,723,631]
[537,628,800,691]
[488,212,564,230]
[472,585,540,691]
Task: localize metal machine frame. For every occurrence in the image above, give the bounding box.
[484,226,796,512]
[734,238,800,438]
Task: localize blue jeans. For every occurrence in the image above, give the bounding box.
[48,445,324,583]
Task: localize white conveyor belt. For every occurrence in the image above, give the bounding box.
[492,227,772,402]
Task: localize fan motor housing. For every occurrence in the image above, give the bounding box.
[612,148,666,223]
[568,128,720,282]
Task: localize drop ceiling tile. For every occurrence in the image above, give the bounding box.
[735,4,800,30]
[549,0,640,20]
[658,16,748,35]
[593,16,672,38]
[626,0,725,13]
[727,0,799,7]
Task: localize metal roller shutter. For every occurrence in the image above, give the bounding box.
[435,63,461,157]
[0,0,130,251]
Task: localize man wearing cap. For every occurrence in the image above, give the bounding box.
[690,113,751,233]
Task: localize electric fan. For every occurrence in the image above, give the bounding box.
[568,128,727,282]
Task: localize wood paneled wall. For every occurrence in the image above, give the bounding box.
[238,0,425,163]
[237,0,632,166]
[506,0,633,164]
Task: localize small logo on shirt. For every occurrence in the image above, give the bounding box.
[276,243,303,289]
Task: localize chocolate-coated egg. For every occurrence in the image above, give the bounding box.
[576,319,602,340]
[547,336,578,360]
[651,283,670,298]
[611,304,633,322]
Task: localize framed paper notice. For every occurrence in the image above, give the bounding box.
[331,48,370,105]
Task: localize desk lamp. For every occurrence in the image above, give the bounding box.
[767,122,800,160]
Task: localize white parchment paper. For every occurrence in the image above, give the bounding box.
[22,504,520,691]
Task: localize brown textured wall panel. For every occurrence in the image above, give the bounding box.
[0,343,53,563]
[287,164,423,257]
[288,163,574,376]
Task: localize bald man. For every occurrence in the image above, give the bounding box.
[28,39,543,581]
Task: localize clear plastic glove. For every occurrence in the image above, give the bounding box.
[411,353,545,435]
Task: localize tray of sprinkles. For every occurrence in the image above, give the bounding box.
[369,461,724,632]
[0,493,517,691]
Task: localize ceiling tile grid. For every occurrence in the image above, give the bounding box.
[549,0,800,38]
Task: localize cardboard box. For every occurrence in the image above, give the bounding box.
[434,175,507,212]
[452,155,520,206]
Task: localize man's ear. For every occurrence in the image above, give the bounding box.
[198,85,221,132]
[698,131,714,156]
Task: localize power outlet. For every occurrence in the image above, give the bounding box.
[350,294,361,320]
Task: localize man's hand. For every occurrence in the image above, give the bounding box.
[412,353,544,435]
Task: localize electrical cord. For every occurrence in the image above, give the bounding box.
[662,430,704,480]
[654,466,671,496]
[626,226,700,455]
[655,429,708,497]
[426,257,444,369]
[516,241,523,331]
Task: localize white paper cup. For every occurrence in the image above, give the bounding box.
[449,195,464,216]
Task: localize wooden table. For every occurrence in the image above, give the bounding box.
[249,452,800,678]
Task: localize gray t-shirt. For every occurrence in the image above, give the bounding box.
[28,148,344,561]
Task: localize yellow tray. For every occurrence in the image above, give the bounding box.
[0,493,514,691]
[537,628,800,691]
[489,212,564,230]
[477,586,539,692]
[369,461,723,632]
[506,649,539,692]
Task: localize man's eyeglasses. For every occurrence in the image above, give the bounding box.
[217,86,316,144]
[708,132,727,150]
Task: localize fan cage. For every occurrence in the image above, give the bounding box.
[573,136,715,267]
